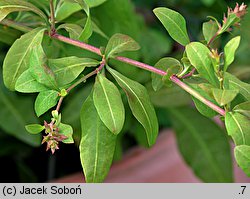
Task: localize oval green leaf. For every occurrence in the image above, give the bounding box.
[93,74,125,135]
[80,93,117,183]
[35,90,59,117]
[186,42,219,86]
[3,28,45,91]
[225,112,250,145]
[202,20,218,44]
[107,66,158,146]
[25,124,44,135]
[105,33,140,59]
[224,36,241,72]
[153,7,190,46]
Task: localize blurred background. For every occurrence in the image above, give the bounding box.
[0,0,249,182]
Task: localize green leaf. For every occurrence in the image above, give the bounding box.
[148,85,191,108]
[169,107,233,182]
[48,57,98,87]
[58,123,74,144]
[91,20,109,40]
[225,112,250,145]
[202,20,218,44]
[105,33,140,59]
[234,145,250,177]
[79,16,93,41]
[25,124,44,134]
[212,88,239,106]
[151,57,182,91]
[15,69,48,93]
[233,101,250,118]
[224,72,250,101]
[0,74,41,146]
[93,74,125,135]
[188,83,218,118]
[56,2,82,21]
[29,46,58,90]
[224,36,241,72]
[3,28,45,90]
[65,0,107,8]
[35,90,59,117]
[85,0,107,7]
[153,7,190,46]
[80,93,116,183]
[0,0,47,22]
[186,42,218,86]
[107,66,158,146]
[57,23,83,40]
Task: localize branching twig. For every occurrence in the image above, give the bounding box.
[0,19,226,116]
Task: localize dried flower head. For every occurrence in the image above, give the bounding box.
[223,3,247,25]
[230,3,247,19]
[42,120,68,154]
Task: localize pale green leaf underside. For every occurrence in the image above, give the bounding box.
[224,72,250,101]
[29,46,58,90]
[80,93,116,183]
[212,88,239,106]
[233,101,250,118]
[153,7,190,46]
[93,74,125,135]
[3,28,45,91]
[225,112,250,145]
[107,67,158,146]
[234,145,250,177]
[15,69,48,93]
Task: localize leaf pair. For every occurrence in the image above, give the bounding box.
[80,67,159,182]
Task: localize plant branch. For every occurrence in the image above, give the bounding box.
[207,32,218,47]
[0,20,226,116]
[170,75,225,116]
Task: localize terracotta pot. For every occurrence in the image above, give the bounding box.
[52,129,250,183]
